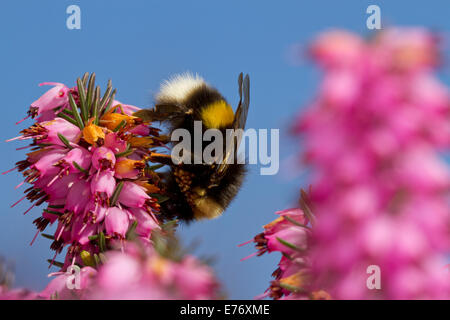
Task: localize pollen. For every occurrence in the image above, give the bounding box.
[201,100,234,128]
[83,123,105,145]
[100,112,135,131]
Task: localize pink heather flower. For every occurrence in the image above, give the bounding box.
[309,30,366,70]
[105,207,130,238]
[103,132,128,154]
[29,82,70,118]
[296,28,450,299]
[0,286,39,300]
[40,118,81,146]
[41,173,78,202]
[31,148,67,177]
[128,207,160,238]
[90,170,116,198]
[129,124,150,136]
[117,181,150,208]
[71,216,98,245]
[241,207,314,299]
[265,226,309,255]
[84,200,108,224]
[92,146,116,170]
[66,179,91,215]
[85,245,219,300]
[62,147,91,173]
[95,251,141,291]
[8,74,166,292]
[371,28,439,73]
[173,256,219,300]
[39,266,97,300]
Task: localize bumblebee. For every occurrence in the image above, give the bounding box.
[135,73,250,221]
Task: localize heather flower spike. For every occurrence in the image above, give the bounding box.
[244,28,450,300]
[7,72,169,271]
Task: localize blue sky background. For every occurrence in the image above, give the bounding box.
[0,0,449,299]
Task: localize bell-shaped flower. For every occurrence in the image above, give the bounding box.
[117,181,150,208]
[29,82,70,118]
[128,207,160,238]
[66,180,91,215]
[105,207,130,238]
[40,118,81,146]
[92,147,116,170]
[91,170,116,197]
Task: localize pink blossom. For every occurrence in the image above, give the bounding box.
[128,207,160,238]
[105,207,130,238]
[90,170,116,197]
[39,266,97,300]
[117,181,150,208]
[0,287,38,300]
[40,118,81,146]
[62,147,91,173]
[92,146,116,170]
[29,82,70,118]
[66,179,91,214]
[300,28,450,299]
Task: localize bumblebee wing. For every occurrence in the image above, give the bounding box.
[133,103,189,122]
[234,73,250,131]
[214,73,250,178]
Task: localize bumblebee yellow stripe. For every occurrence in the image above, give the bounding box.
[200,100,234,128]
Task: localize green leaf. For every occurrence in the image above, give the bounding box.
[98,253,107,264]
[47,259,64,268]
[81,72,89,86]
[76,78,88,122]
[109,181,124,206]
[283,215,310,229]
[86,73,96,116]
[115,145,134,158]
[92,86,100,125]
[68,92,84,129]
[48,204,65,209]
[300,189,316,226]
[98,232,106,252]
[276,237,304,252]
[56,112,78,126]
[279,282,304,293]
[57,133,74,150]
[88,235,99,241]
[99,80,113,112]
[146,164,164,171]
[93,254,100,267]
[112,119,127,132]
[43,209,62,217]
[41,233,54,240]
[102,89,116,115]
[126,220,138,240]
[72,161,88,173]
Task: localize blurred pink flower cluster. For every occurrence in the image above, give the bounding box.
[1,242,219,300]
[6,74,165,269]
[241,206,327,299]
[36,243,219,300]
[293,28,450,299]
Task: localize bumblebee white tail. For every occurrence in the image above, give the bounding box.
[156,73,207,103]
